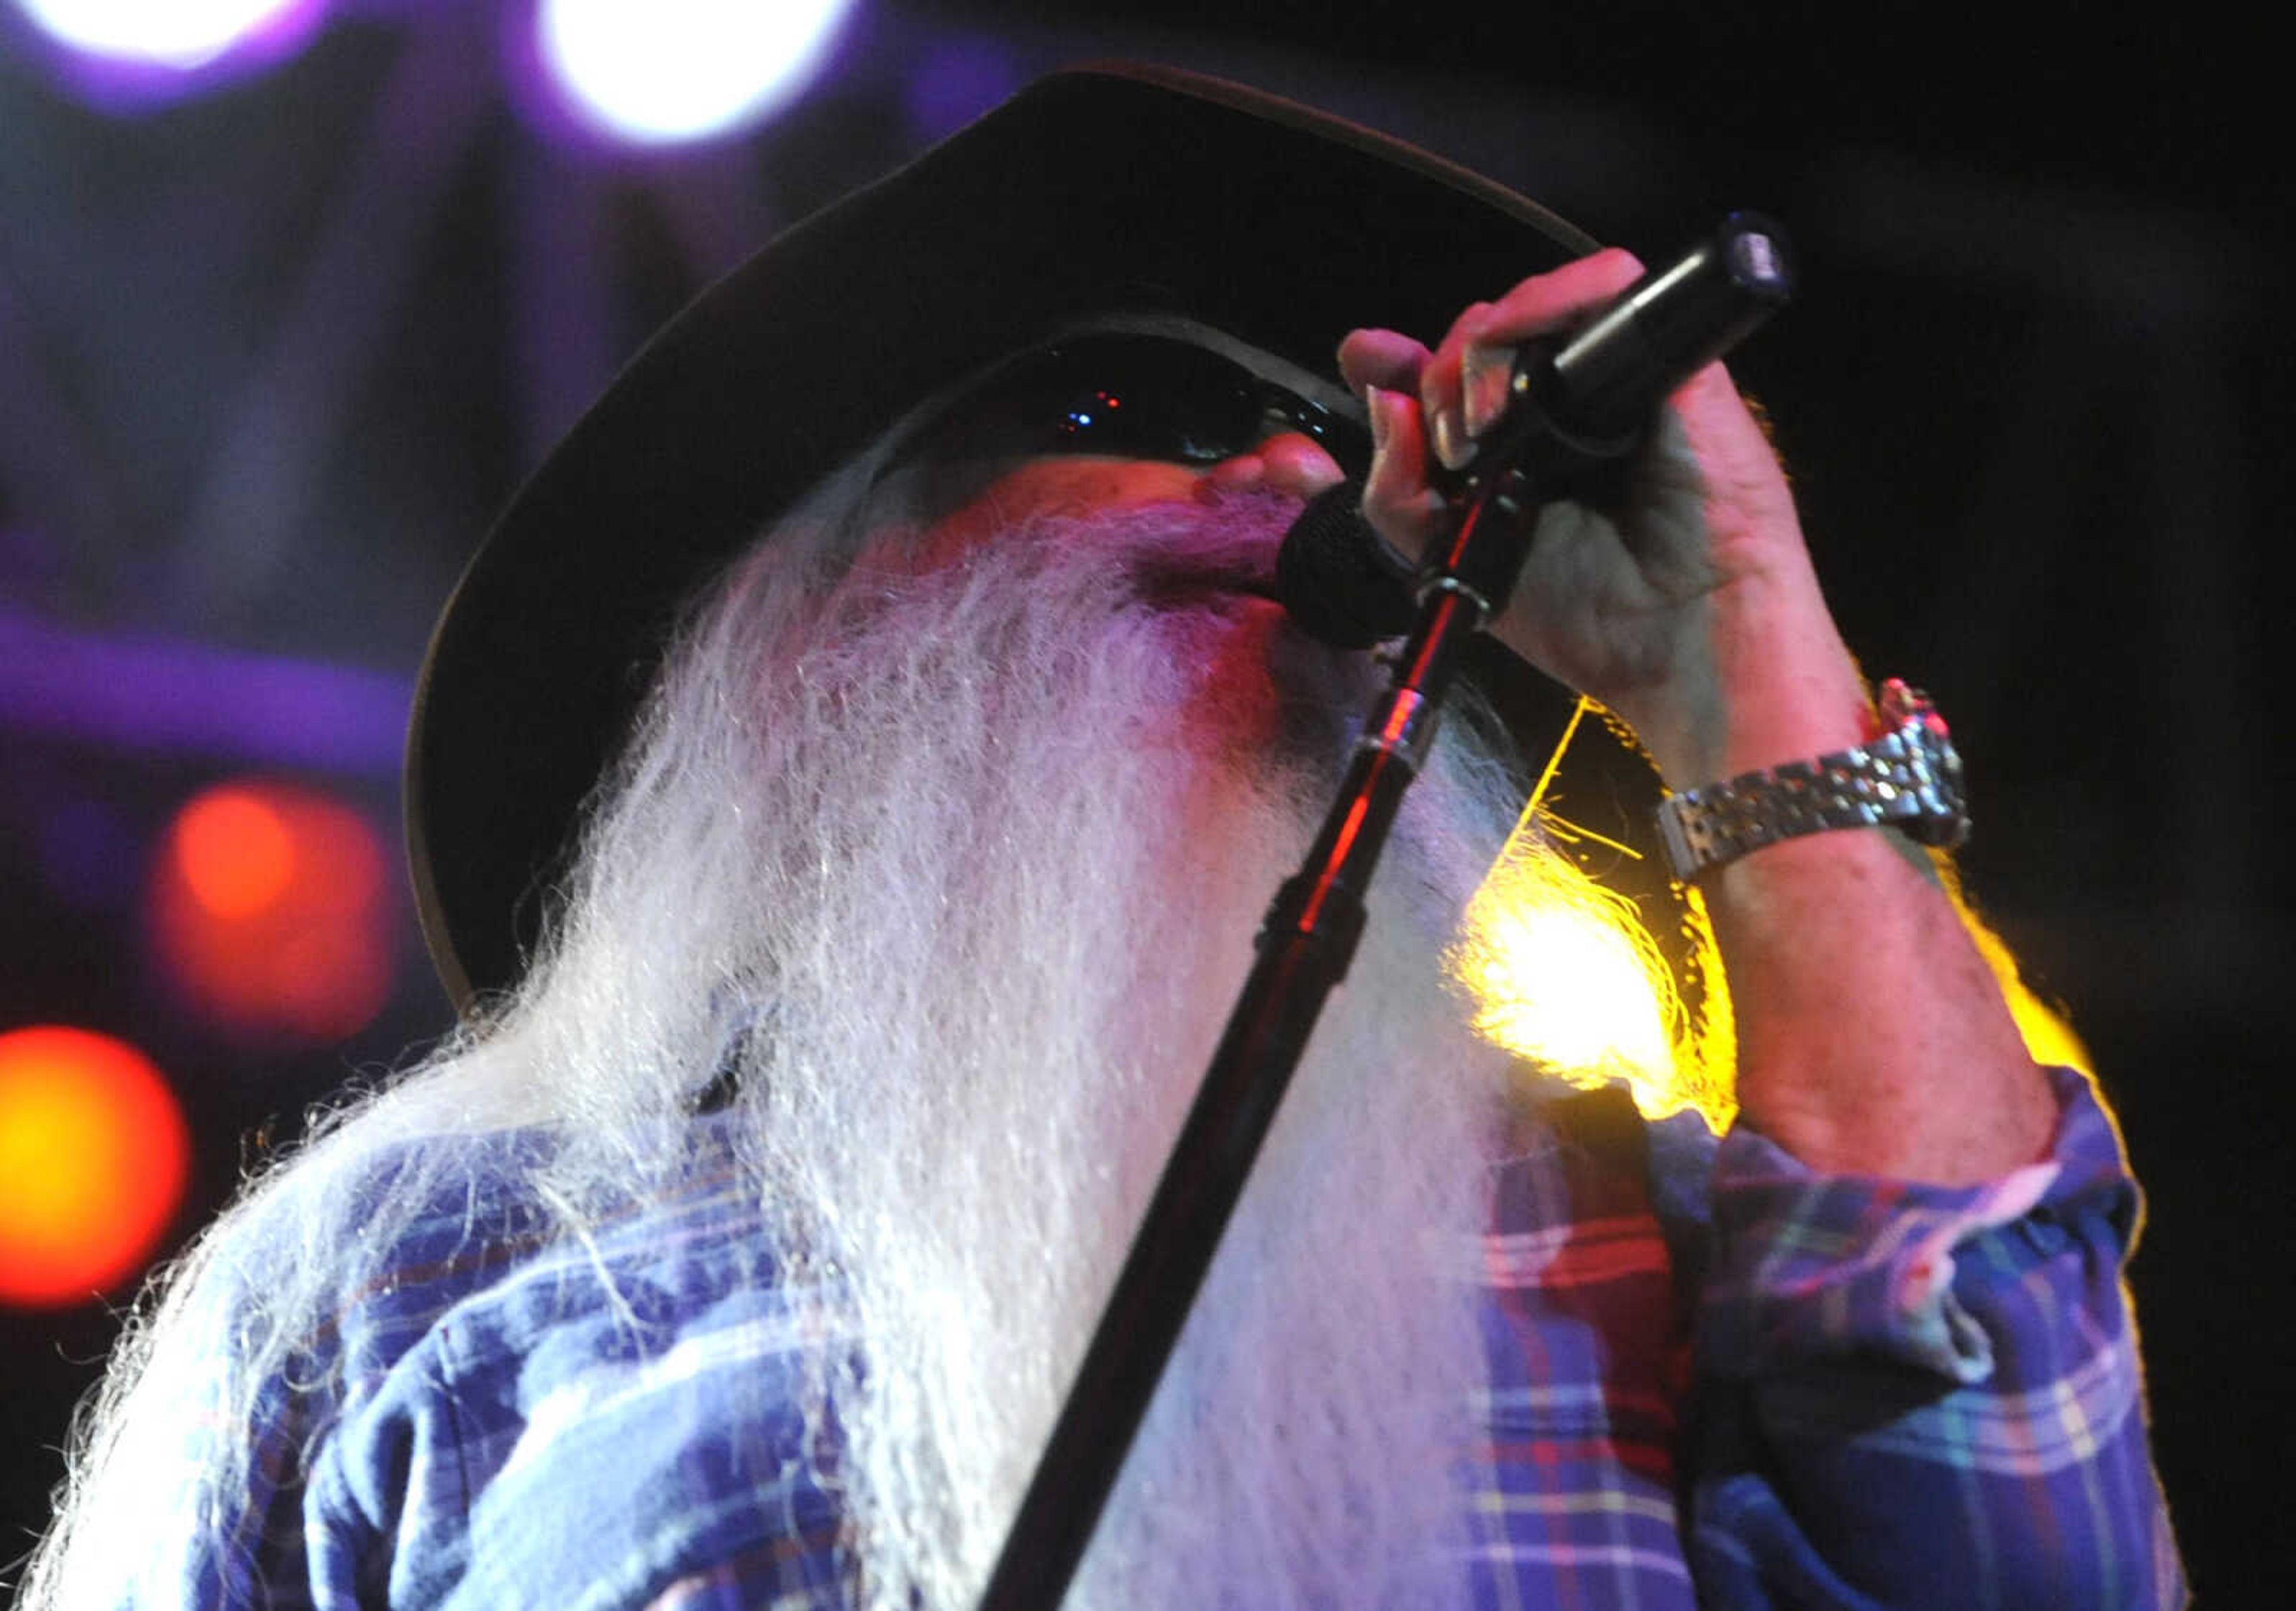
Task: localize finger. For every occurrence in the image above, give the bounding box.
[1458,250,1649,439]
[1419,301,1494,473]
[1337,327,1430,399]
[1359,385,1446,562]
[1470,248,1647,346]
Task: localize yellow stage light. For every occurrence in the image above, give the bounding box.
[0,1026,191,1309]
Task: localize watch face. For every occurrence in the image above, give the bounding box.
[1909,729,1971,850]
[1881,688,1969,850]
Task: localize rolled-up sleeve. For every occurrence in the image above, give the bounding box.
[1687,1064,2187,1609]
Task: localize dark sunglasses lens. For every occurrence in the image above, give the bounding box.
[1044,342,1264,462]
[913,337,1367,473]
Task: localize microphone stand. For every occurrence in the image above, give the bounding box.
[974,214,1792,1611]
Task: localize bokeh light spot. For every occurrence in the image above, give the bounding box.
[175,786,295,918]
[535,0,854,146]
[150,779,396,1043]
[0,1026,191,1309]
[12,0,313,69]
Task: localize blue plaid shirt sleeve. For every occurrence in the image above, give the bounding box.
[1686,1062,2187,1609]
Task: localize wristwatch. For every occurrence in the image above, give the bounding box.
[1654,679,1970,882]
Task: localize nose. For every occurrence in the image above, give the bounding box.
[1197,430,1348,505]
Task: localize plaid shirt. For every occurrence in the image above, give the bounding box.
[97,1064,2182,1609]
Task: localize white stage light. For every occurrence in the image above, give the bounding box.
[537,0,854,146]
[12,0,312,69]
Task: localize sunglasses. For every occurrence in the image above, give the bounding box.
[890,331,1373,480]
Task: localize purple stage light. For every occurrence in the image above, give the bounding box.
[0,608,410,778]
[515,0,857,151]
[6,0,329,110]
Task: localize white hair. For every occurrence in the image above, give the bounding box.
[20,463,1555,1610]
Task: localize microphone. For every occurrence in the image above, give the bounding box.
[1277,212,1794,648]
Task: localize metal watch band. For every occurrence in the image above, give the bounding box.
[1654,679,1970,882]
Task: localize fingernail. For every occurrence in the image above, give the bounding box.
[1461,343,1509,439]
[1430,407,1476,472]
[1366,386,1399,457]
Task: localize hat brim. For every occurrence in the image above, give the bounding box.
[408,63,1602,1013]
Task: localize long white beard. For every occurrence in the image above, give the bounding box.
[22,485,1534,1611]
[589,488,1528,1610]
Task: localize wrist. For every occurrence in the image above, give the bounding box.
[1617,572,1870,787]
[1655,678,1969,884]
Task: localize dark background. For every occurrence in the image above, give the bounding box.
[3,2,2284,1600]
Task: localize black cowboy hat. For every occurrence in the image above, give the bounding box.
[407,63,1605,1013]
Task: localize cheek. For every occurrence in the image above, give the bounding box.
[919,458,1206,567]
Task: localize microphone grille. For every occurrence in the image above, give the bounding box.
[1275,482,1416,649]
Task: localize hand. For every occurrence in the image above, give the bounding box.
[1338,249,1867,786]
[1347,255,2055,1183]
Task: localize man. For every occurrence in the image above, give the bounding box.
[21,67,2181,1609]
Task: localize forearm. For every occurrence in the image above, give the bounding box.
[1703,825,2056,1183]
[1629,573,2057,1185]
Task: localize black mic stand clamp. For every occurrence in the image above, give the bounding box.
[975,213,1793,1611]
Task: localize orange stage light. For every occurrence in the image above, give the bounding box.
[149,780,396,1043]
[175,787,297,919]
[0,1026,191,1309]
